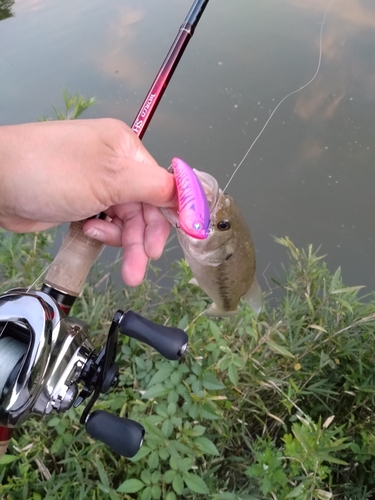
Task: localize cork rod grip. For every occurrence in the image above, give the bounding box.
[44,221,104,297]
[0,440,9,459]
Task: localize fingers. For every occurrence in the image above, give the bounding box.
[143,204,171,260]
[83,203,171,287]
[119,203,149,287]
[83,218,123,247]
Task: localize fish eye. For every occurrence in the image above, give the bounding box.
[217,220,231,231]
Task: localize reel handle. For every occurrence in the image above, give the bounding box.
[85,410,144,458]
[119,310,188,361]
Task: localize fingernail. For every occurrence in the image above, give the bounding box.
[84,227,105,241]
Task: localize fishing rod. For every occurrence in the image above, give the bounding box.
[0,0,210,459]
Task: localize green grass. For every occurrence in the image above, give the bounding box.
[1,230,375,499]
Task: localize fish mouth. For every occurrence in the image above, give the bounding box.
[192,169,221,213]
[162,168,221,231]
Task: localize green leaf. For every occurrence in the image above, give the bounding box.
[170,370,182,386]
[212,495,259,500]
[330,267,342,292]
[117,478,145,493]
[209,320,222,341]
[162,419,174,438]
[164,469,175,484]
[151,485,161,500]
[336,297,353,312]
[108,491,121,500]
[265,339,294,358]
[195,436,220,455]
[135,356,147,370]
[159,447,169,460]
[166,493,176,500]
[147,364,174,387]
[0,454,18,465]
[314,452,348,465]
[142,383,170,400]
[167,390,179,404]
[167,402,177,416]
[130,445,152,462]
[172,473,184,495]
[147,450,159,469]
[151,470,161,484]
[191,425,206,437]
[331,285,364,294]
[292,425,311,452]
[177,314,189,330]
[50,435,64,455]
[47,416,61,427]
[141,486,153,500]
[228,364,239,386]
[202,372,225,390]
[141,469,152,485]
[201,403,220,420]
[285,481,308,498]
[183,472,209,494]
[95,458,109,490]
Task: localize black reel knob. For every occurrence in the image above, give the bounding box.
[85,410,144,458]
[118,310,188,360]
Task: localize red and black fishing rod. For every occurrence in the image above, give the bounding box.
[0,0,210,455]
[41,0,210,313]
[132,0,210,139]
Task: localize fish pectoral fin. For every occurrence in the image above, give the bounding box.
[242,277,263,314]
[205,303,238,317]
[189,277,199,286]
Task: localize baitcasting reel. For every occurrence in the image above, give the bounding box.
[0,289,188,458]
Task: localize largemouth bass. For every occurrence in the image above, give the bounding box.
[164,168,262,316]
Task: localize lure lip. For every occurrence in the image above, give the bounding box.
[171,157,210,240]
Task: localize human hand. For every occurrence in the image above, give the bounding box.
[0,119,176,286]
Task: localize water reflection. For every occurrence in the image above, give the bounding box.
[1,0,375,295]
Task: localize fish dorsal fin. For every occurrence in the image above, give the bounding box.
[242,277,263,314]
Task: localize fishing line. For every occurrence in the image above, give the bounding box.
[221,0,336,194]
[26,221,86,292]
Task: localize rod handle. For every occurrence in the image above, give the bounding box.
[0,440,9,459]
[44,221,103,297]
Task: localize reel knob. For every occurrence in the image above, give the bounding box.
[85,410,144,458]
[118,310,188,360]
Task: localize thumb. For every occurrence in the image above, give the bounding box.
[103,159,176,208]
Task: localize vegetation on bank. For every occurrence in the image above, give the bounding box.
[1,230,375,500]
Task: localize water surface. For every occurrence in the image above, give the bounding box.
[1,0,375,296]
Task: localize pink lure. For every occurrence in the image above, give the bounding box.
[171,157,210,240]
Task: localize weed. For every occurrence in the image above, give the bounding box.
[0,232,375,498]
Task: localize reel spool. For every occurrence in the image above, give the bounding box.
[0,337,27,399]
[0,336,27,456]
[0,289,188,458]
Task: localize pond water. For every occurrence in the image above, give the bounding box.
[1,0,375,297]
